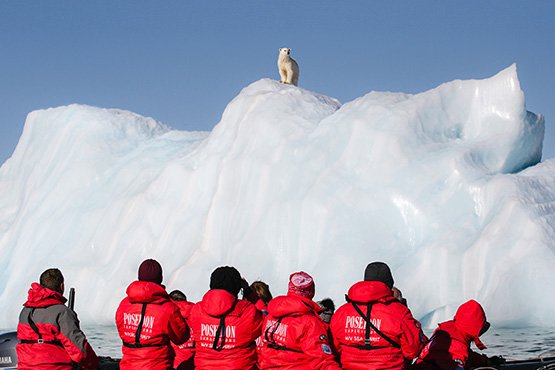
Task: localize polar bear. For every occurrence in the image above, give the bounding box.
[278,47,299,86]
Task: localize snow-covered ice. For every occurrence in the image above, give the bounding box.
[0,64,553,329]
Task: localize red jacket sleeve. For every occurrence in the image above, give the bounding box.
[243,300,264,342]
[57,308,99,370]
[298,316,342,370]
[167,303,190,345]
[399,307,427,361]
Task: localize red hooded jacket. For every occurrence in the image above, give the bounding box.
[413,300,489,370]
[171,300,196,370]
[188,289,263,370]
[115,280,189,370]
[16,283,99,370]
[330,281,426,370]
[259,294,341,370]
[253,299,269,366]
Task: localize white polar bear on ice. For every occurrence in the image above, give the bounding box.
[277,47,299,86]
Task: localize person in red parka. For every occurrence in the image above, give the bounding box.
[330,262,426,370]
[249,280,274,367]
[413,299,505,370]
[188,266,263,370]
[115,259,189,370]
[259,271,341,370]
[16,268,99,370]
[169,289,196,370]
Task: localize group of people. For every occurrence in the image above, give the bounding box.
[15,261,505,370]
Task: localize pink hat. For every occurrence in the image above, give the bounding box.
[288,271,315,299]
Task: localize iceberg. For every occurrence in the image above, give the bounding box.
[0,64,553,329]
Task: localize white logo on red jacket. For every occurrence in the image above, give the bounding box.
[199,324,237,349]
[264,319,288,343]
[122,312,156,340]
[344,316,382,342]
[345,316,381,331]
[123,312,156,330]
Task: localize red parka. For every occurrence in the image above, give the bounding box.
[413,300,489,370]
[255,299,269,314]
[259,293,341,370]
[172,300,195,370]
[16,283,99,370]
[115,280,189,370]
[188,289,263,370]
[253,299,269,366]
[330,281,426,370]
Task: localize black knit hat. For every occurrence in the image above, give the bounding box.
[364,261,394,288]
[210,266,242,296]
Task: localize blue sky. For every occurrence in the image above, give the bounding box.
[1,1,554,164]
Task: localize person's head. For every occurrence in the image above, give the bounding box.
[40,268,64,294]
[317,298,335,324]
[287,271,315,300]
[210,266,242,296]
[454,299,489,349]
[138,259,163,285]
[392,287,408,306]
[250,281,273,304]
[169,290,187,302]
[364,261,394,288]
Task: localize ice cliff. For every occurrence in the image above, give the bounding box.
[0,64,553,329]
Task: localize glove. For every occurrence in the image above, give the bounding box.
[488,356,506,365]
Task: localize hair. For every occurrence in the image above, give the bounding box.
[39,268,64,293]
[391,287,408,306]
[250,281,273,304]
[169,290,187,302]
[318,297,335,312]
[392,287,403,300]
[318,297,335,324]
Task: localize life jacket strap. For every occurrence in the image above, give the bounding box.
[264,316,302,353]
[267,342,303,353]
[19,339,64,347]
[23,307,63,347]
[134,303,148,346]
[212,298,238,351]
[123,303,165,349]
[345,295,401,350]
[122,341,167,348]
[27,308,42,339]
[213,315,227,351]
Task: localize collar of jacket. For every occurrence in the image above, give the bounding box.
[126,280,170,304]
[346,280,396,304]
[23,282,67,308]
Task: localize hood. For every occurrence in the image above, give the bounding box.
[200,289,238,317]
[347,280,396,304]
[267,294,321,318]
[23,282,67,308]
[126,280,170,304]
[454,300,488,340]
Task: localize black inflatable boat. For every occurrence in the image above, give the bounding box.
[486,355,555,370]
[0,331,17,369]
[0,331,118,370]
[2,329,553,370]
